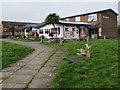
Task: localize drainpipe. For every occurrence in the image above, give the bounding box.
[63,25,64,39]
[11,25,14,36]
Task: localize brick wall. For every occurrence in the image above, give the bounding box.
[60,10,117,38]
[102,11,117,38]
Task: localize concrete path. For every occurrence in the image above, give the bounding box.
[1,39,64,89]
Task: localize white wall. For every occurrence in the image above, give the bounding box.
[37,24,64,38]
[63,25,79,39]
[37,24,80,39]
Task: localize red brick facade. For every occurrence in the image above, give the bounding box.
[60,9,118,38]
[1,21,38,38]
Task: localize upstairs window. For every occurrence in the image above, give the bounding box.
[75,17,80,22]
[64,18,69,22]
[88,14,97,21]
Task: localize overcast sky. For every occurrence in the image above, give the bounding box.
[1,2,119,23]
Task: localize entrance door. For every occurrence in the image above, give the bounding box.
[91,29,98,39]
[12,25,14,36]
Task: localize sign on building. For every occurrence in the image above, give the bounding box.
[88,14,97,21]
[64,31,74,39]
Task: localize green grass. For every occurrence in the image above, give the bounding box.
[0,41,2,69]
[43,39,119,88]
[11,38,49,42]
[2,41,35,68]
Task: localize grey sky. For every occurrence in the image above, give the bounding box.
[2,2,118,23]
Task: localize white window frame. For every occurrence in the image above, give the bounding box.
[64,18,69,22]
[39,29,44,34]
[75,17,80,22]
[45,29,50,34]
[88,14,97,21]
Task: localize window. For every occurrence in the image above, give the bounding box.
[39,29,43,34]
[45,29,50,34]
[88,14,97,21]
[51,28,55,33]
[15,26,18,29]
[33,30,37,32]
[75,17,80,22]
[65,28,69,31]
[57,28,60,35]
[64,18,69,22]
[72,28,75,31]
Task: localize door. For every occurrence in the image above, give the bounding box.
[91,29,98,39]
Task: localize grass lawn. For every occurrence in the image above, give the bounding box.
[11,38,49,42]
[0,41,2,69]
[43,39,118,88]
[2,41,35,68]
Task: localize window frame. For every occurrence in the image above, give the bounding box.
[39,29,44,34]
[45,29,50,34]
[75,16,81,22]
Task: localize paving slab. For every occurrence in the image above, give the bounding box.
[28,61,44,65]
[44,62,60,67]
[13,84,26,88]
[2,72,13,79]
[3,75,32,84]
[35,72,55,79]
[47,59,62,63]
[40,67,57,72]
[14,70,37,76]
[2,67,20,72]
[22,64,41,70]
[10,62,26,67]
[2,83,16,88]
[28,78,51,88]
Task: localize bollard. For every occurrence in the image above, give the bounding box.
[104,36,106,40]
[60,38,63,45]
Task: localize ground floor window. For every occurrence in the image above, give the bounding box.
[51,28,60,35]
[65,28,69,31]
[39,29,43,34]
[72,28,75,31]
[45,29,50,34]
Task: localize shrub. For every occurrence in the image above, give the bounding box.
[49,32,54,38]
[40,35,45,39]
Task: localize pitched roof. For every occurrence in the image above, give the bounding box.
[34,22,46,29]
[60,8,118,19]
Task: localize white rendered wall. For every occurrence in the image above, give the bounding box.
[37,24,80,39]
[38,24,64,38]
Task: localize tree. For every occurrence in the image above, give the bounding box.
[45,13,60,38]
